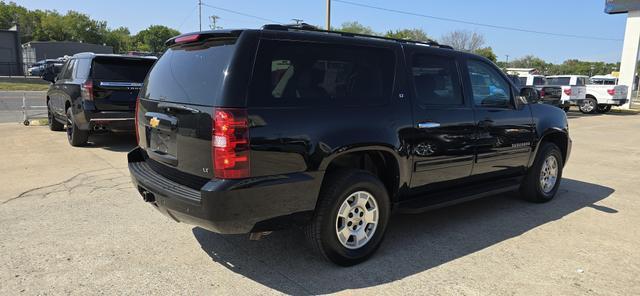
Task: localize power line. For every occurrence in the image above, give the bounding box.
[177,5,198,31]
[201,3,282,24]
[333,0,623,42]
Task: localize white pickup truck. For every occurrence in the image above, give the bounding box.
[580,75,629,113]
[539,75,587,112]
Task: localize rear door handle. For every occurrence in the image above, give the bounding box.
[418,122,441,129]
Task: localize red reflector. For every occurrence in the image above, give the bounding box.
[539,89,545,98]
[175,34,200,44]
[564,88,572,96]
[607,89,616,96]
[212,108,250,179]
[135,98,140,145]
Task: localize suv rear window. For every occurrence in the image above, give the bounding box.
[142,39,236,106]
[91,57,155,82]
[248,40,395,107]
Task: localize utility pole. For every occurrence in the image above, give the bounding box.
[326,0,331,30]
[210,15,221,30]
[198,0,202,31]
[505,54,510,67]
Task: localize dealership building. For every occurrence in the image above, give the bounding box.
[606,0,640,108]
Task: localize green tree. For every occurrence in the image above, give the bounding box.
[440,30,485,51]
[474,47,497,63]
[105,27,132,53]
[336,21,377,35]
[134,25,180,53]
[384,28,430,42]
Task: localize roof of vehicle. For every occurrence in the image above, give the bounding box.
[591,74,617,80]
[166,23,454,50]
[546,75,589,78]
[71,52,158,60]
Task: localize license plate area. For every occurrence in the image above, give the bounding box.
[149,128,178,165]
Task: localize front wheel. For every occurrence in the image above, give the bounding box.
[305,170,390,266]
[520,142,564,203]
[579,98,598,114]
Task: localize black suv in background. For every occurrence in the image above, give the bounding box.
[45,53,156,146]
[128,25,571,266]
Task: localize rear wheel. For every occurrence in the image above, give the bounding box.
[47,101,64,131]
[597,105,612,114]
[305,169,390,266]
[579,97,597,114]
[520,142,563,203]
[66,107,89,146]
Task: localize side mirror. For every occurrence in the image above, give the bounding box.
[519,87,539,104]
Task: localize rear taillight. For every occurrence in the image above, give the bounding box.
[134,98,140,145]
[564,88,572,96]
[81,80,94,101]
[212,108,250,179]
[607,89,616,96]
[539,89,545,98]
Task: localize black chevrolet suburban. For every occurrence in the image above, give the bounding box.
[45,53,156,146]
[128,25,571,266]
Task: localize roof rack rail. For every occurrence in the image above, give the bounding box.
[262,23,453,49]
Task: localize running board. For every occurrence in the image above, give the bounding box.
[397,177,521,214]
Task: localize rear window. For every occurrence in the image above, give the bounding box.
[546,77,571,85]
[533,76,545,86]
[91,57,155,82]
[248,40,395,107]
[142,39,236,106]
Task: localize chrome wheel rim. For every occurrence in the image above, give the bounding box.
[335,191,379,249]
[581,99,595,113]
[539,155,559,193]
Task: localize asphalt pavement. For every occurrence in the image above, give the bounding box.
[0,91,47,123]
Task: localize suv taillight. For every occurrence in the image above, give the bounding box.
[607,89,616,96]
[564,88,572,96]
[81,80,94,100]
[539,89,545,98]
[134,98,140,145]
[212,108,250,179]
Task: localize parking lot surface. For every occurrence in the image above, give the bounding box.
[1,112,639,295]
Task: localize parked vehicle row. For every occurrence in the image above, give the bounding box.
[124,24,571,266]
[514,74,629,114]
[28,58,66,76]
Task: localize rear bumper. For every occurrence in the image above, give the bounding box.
[573,99,628,106]
[127,147,322,234]
[73,101,134,131]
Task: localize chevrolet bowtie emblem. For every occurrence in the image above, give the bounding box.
[149,117,160,128]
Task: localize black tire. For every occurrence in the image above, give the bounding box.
[47,101,64,131]
[520,142,564,203]
[66,107,89,146]
[305,169,390,266]
[562,106,570,112]
[596,105,612,114]
[579,97,598,114]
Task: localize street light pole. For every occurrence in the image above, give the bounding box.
[326,0,331,30]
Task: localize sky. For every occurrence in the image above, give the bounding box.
[17,0,630,64]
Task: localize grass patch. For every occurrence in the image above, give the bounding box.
[0,82,50,91]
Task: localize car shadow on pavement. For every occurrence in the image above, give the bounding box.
[192,178,615,295]
[85,132,136,152]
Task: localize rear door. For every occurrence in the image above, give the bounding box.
[405,48,476,193]
[90,57,155,111]
[138,37,240,183]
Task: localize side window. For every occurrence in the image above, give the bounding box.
[248,40,395,107]
[58,61,71,80]
[75,59,90,79]
[411,54,463,106]
[467,60,511,108]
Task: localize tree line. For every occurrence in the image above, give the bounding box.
[0,1,179,53]
[0,2,622,75]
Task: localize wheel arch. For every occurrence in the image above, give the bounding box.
[530,129,569,167]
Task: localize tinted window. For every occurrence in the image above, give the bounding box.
[91,57,155,82]
[546,77,571,85]
[248,40,395,107]
[143,39,236,106]
[533,76,545,86]
[75,59,91,79]
[467,60,511,107]
[59,60,73,80]
[575,77,586,86]
[411,54,462,106]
